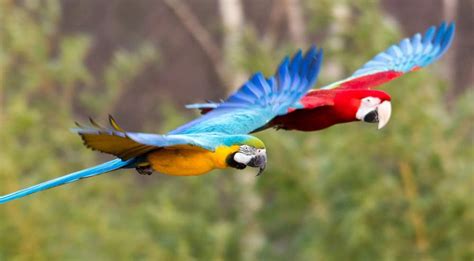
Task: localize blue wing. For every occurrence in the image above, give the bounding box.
[321,22,455,90]
[173,46,323,134]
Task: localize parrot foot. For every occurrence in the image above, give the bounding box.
[135,165,153,175]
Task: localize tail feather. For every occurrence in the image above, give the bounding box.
[0,158,134,204]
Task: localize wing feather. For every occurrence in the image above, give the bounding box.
[74,118,217,160]
[321,22,455,90]
[177,46,323,134]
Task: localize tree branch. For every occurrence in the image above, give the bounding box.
[163,0,229,87]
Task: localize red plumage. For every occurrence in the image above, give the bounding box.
[270,88,391,131]
[336,71,402,90]
[194,22,454,133]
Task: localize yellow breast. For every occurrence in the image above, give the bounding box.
[146,145,240,176]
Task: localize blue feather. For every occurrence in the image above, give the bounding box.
[433,22,446,45]
[422,26,436,45]
[290,49,303,76]
[278,57,291,91]
[348,22,455,78]
[177,46,323,134]
[307,48,323,87]
[0,159,134,204]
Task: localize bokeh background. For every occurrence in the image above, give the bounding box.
[1,0,473,260]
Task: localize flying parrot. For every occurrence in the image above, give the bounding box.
[189,22,455,132]
[0,46,324,204]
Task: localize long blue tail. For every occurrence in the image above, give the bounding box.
[0,158,134,204]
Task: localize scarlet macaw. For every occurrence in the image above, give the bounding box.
[190,22,455,132]
[0,46,323,204]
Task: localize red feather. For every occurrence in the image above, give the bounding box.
[293,90,336,111]
[270,89,391,131]
[337,71,403,90]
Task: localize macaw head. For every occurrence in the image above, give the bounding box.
[334,89,392,129]
[225,136,267,176]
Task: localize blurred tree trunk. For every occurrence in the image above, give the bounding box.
[383,0,473,100]
[264,1,285,46]
[284,0,307,46]
[451,0,473,97]
[163,0,228,88]
[442,0,457,20]
[441,0,474,101]
[219,0,265,260]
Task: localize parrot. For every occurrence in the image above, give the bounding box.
[0,46,324,204]
[188,22,455,132]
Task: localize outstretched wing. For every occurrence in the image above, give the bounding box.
[320,22,455,91]
[74,116,219,160]
[172,46,323,135]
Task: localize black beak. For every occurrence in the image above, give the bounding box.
[247,154,267,176]
[363,110,379,123]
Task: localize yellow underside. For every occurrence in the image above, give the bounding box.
[147,145,240,176]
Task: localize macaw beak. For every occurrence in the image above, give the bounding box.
[247,150,267,176]
[362,100,392,129]
[377,101,392,129]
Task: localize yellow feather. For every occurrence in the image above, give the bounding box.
[147,145,240,176]
[108,115,125,132]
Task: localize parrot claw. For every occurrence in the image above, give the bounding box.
[136,165,153,175]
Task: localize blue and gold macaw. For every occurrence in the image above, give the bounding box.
[0,46,323,204]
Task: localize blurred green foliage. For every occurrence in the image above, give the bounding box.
[1,0,473,260]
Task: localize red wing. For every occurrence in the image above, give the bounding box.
[328,70,403,90]
[294,89,336,110]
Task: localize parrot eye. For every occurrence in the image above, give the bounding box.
[239,145,255,155]
[362,97,381,107]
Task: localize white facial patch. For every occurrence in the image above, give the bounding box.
[234,152,253,164]
[234,148,267,165]
[356,97,381,120]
